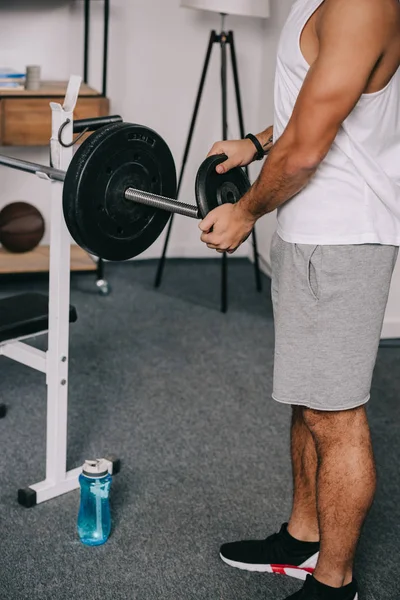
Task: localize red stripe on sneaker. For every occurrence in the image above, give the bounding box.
[271,566,287,575]
[271,565,285,575]
[271,564,315,575]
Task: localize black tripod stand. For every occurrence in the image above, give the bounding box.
[154,16,263,313]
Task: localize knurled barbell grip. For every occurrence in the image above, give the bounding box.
[124,187,199,219]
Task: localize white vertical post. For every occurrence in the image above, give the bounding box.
[45,76,82,486]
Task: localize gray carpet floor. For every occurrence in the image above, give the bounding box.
[0,259,399,600]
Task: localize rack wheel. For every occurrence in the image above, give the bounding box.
[96,279,111,296]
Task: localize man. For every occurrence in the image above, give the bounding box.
[199,0,400,598]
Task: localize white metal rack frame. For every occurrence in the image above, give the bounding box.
[0,76,120,508]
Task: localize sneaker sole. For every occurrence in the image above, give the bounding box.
[220,553,318,581]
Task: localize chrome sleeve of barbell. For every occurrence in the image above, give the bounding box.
[124,187,199,219]
[0,154,65,182]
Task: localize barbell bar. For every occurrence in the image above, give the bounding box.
[0,122,251,261]
[0,152,237,223]
[0,155,65,182]
[0,155,201,219]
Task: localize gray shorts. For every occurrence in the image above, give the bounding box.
[270,232,399,411]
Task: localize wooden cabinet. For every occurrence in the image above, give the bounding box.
[0,81,108,279]
[0,82,110,146]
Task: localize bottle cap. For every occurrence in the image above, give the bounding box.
[82,459,109,478]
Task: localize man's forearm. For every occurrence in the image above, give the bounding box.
[239,139,319,220]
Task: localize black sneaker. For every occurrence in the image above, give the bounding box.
[285,575,358,599]
[220,523,320,580]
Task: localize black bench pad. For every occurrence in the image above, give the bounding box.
[0,293,77,344]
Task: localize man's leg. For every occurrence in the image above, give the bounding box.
[288,406,319,543]
[219,404,320,576]
[303,405,376,588]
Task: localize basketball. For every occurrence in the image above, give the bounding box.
[0,202,45,253]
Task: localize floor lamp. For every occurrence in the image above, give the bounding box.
[154,0,270,313]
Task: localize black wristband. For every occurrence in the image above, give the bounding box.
[245,133,265,161]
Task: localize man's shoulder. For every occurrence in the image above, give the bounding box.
[317,0,399,41]
[318,0,398,26]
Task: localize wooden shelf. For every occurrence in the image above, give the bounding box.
[0,245,97,275]
[0,81,110,146]
[0,82,107,277]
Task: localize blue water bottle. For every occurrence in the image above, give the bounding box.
[77,459,112,546]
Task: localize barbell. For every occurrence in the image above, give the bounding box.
[0,122,251,261]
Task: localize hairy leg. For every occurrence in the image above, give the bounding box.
[304,406,376,587]
[288,406,319,542]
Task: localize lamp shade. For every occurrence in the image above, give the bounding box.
[180,0,270,19]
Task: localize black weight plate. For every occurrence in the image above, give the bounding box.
[63,123,134,255]
[195,154,251,220]
[63,122,176,261]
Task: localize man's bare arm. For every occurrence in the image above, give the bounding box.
[238,0,391,220]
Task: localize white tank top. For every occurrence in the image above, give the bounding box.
[274,0,400,245]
